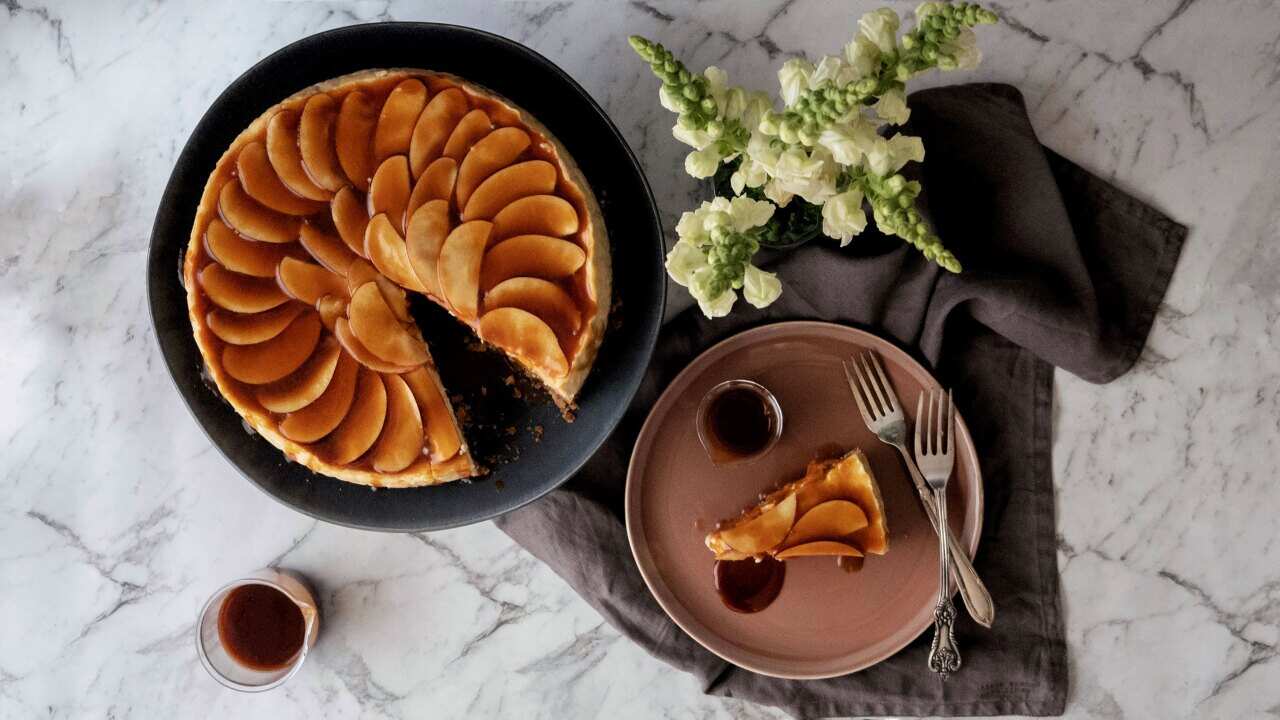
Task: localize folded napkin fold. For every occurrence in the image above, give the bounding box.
[496,83,1186,717]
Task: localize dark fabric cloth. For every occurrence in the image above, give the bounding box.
[495,83,1187,717]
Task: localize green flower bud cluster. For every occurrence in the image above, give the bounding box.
[768,77,880,146]
[856,170,961,272]
[630,35,751,155]
[704,222,763,292]
[898,3,997,74]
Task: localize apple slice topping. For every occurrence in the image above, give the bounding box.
[369,373,425,473]
[489,195,579,242]
[347,282,430,367]
[266,109,332,201]
[218,179,299,245]
[204,218,295,278]
[717,494,798,556]
[442,109,494,162]
[299,223,359,277]
[480,234,585,292]
[438,220,491,320]
[482,277,581,344]
[256,337,342,413]
[402,367,462,462]
[322,368,387,464]
[406,157,457,219]
[334,317,417,375]
[775,541,864,560]
[461,160,557,222]
[236,141,326,216]
[782,500,868,549]
[207,303,304,346]
[221,311,321,384]
[367,155,411,235]
[331,186,371,258]
[455,127,531,209]
[335,90,378,191]
[405,199,450,299]
[364,213,426,292]
[409,88,469,178]
[199,263,289,313]
[279,350,359,443]
[276,257,348,305]
[478,307,569,378]
[298,93,347,192]
[373,79,428,163]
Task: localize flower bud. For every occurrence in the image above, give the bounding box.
[705,119,724,138]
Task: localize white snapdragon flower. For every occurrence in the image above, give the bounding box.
[762,145,839,206]
[742,265,782,308]
[727,195,775,232]
[702,66,731,112]
[817,117,879,165]
[865,133,924,176]
[672,120,715,151]
[809,55,861,91]
[872,88,910,125]
[691,272,736,317]
[844,34,881,78]
[665,239,709,286]
[943,27,982,70]
[858,8,901,54]
[684,147,722,178]
[821,188,868,246]
[675,205,712,246]
[778,58,815,106]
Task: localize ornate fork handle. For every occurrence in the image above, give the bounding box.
[929,597,961,676]
[927,486,962,677]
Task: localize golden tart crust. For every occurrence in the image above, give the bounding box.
[184,69,611,488]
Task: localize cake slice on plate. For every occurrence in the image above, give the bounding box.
[705,449,889,564]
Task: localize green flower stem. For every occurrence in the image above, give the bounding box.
[629,35,750,155]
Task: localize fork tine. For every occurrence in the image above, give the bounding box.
[867,351,899,413]
[842,360,875,427]
[914,392,925,458]
[928,389,938,455]
[947,389,955,456]
[856,353,886,417]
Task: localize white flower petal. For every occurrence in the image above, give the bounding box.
[778,58,815,107]
[703,66,730,111]
[858,7,901,54]
[685,146,722,178]
[821,188,867,245]
[665,240,708,287]
[675,208,708,245]
[872,88,910,125]
[673,122,714,150]
[843,34,880,78]
[697,288,737,318]
[728,196,776,232]
[742,265,782,308]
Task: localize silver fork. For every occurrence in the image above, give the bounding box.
[917,389,961,677]
[841,352,995,630]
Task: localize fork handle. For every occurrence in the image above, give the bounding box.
[893,445,996,629]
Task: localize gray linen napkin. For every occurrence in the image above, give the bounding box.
[495,83,1187,717]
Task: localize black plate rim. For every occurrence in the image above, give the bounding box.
[148,22,666,532]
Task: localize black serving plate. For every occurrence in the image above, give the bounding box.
[148,23,665,531]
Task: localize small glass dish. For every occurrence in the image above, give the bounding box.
[196,568,320,692]
[696,379,784,465]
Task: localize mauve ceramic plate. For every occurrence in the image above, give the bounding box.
[625,321,982,679]
[149,24,665,531]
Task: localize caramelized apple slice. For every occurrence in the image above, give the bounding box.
[461,160,557,222]
[478,307,569,378]
[367,155,411,235]
[222,311,321,384]
[322,368,387,464]
[442,109,493,162]
[334,318,417,374]
[438,220,491,319]
[298,93,347,192]
[276,257,348,305]
[373,79,428,163]
[775,541,864,560]
[335,90,378,191]
[364,214,426,292]
[409,88,469,178]
[716,494,797,556]
[480,235,586,292]
[331,186,370,257]
[348,282,430,366]
[199,263,289,313]
[405,199,450,298]
[375,276,413,323]
[345,258,379,296]
[456,127,531,209]
[782,500,868,548]
[490,195,579,242]
[406,157,457,219]
[482,277,582,343]
[370,373,425,473]
[402,367,462,462]
[279,350,359,442]
[315,294,347,331]
[207,303,304,345]
[236,142,325,216]
[299,223,358,276]
[218,179,299,245]
[795,451,889,555]
[204,218,294,278]
[266,110,332,201]
[256,337,342,413]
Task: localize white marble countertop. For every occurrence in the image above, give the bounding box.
[2,0,1278,717]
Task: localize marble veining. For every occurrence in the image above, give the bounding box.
[2,0,1278,717]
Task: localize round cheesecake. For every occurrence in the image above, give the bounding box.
[184,69,611,488]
